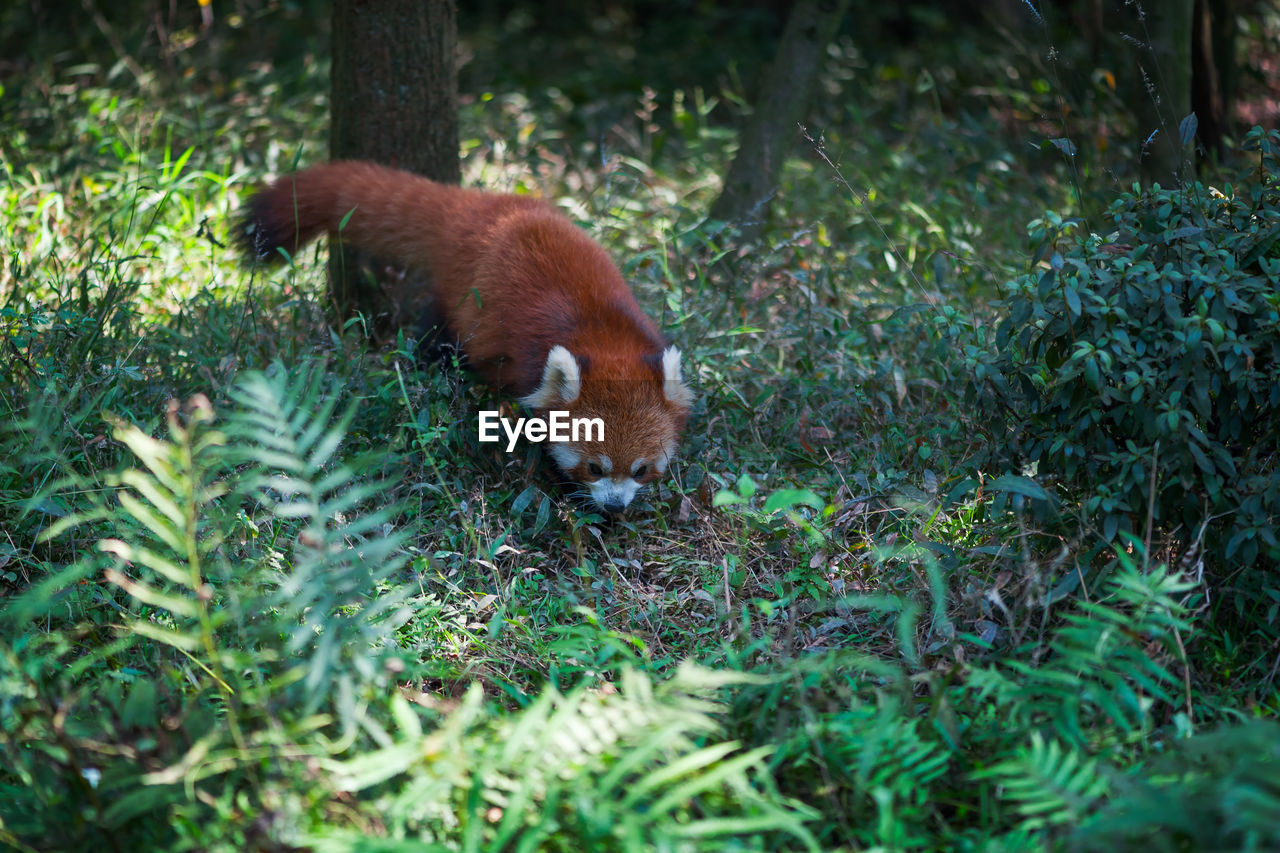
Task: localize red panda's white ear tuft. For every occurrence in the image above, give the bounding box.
[661,346,695,410]
[522,345,581,409]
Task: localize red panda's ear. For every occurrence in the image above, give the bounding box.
[661,346,695,410]
[521,345,581,409]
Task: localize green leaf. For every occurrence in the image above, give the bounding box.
[127,620,202,652]
[100,783,186,828]
[511,485,538,514]
[762,489,823,513]
[532,494,552,536]
[1187,441,1214,474]
[712,490,746,507]
[1178,112,1198,146]
[121,679,158,729]
[1064,283,1081,317]
[103,567,199,617]
[987,474,1049,501]
[1048,137,1077,157]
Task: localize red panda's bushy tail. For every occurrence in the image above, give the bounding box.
[237,160,460,269]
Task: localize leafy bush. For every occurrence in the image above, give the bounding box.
[1,366,415,850]
[971,127,1280,568]
[726,554,1209,850]
[1075,719,1280,852]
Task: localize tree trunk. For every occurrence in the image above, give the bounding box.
[1133,0,1194,186]
[329,0,459,336]
[710,0,849,242]
[1192,0,1239,160]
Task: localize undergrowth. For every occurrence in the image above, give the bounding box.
[2,2,1279,850]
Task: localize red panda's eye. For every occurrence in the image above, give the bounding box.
[635,465,648,478]
[588,463,603,477]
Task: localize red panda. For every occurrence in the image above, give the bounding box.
[239,160,693,513]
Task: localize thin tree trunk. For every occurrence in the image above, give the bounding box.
[329,0,459,335]
[1191,0,1239,161]
[710,0,849,242]
[1133,0,1194,186]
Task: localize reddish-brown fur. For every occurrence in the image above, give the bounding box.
[240,160,693,511]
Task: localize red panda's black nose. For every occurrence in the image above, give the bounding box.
[602,498,626,513]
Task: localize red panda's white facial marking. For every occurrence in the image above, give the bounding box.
[661,346,695,410]
[522,345,581,411]
[521,346,692,513]
[587,476,641,513]
[548,443,581,472]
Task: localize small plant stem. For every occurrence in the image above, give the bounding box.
[172,409,250,763]
[1143,441,1158,571]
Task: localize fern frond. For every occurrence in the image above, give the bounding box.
[976,561,1192,746]
[979,731,1108,830]
[1076,720,1280,852]
[761,690,952,850]
[96,398,232,671]
[226,364,414,714]
[315,664,819,852]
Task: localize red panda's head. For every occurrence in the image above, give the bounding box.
[522,345,693,513]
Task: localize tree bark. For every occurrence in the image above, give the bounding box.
[1133,0,1194,186]
[328,0,459,336]
[1191,0,1240,160]
[710,0,849,242]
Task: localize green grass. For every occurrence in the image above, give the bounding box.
[2,5,1279,852]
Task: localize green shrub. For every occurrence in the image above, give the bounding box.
[1074,719,1280,852]
[724,555,1202,850]
[971,127,1280,568]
